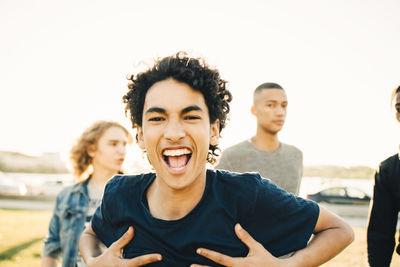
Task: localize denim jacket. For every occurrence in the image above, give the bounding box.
[42,179,90,267]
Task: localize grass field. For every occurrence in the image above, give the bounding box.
[0,208,399,266]
[0,209,52,267]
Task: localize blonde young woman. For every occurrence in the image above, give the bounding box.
[41,120,132,267]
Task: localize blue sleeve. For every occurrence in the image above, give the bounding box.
[246,175,319,256]
[42,192,63,258]
[91,176,129,247]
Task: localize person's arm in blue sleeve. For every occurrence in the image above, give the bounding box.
[41,196,62,267]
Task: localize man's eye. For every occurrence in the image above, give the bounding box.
[185,116,200,120]
[149,117,164,122]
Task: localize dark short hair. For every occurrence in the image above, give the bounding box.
[122,52,232,164]
[254,82,284,95]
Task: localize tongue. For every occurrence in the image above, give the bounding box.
[168,155,188,168]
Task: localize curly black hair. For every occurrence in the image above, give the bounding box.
[123,52,232,164]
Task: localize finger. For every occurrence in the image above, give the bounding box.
[196,248,235,266]
[190,264,210,267]
[234,223,261,250]
[125,253,162,266]
[109,226,134,251]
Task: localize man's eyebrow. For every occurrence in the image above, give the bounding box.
[181,105,203,115]
[145,107,166,114]
[264,100,288,103]
[144,106,203,115]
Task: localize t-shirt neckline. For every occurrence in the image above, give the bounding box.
[140,170,213,226]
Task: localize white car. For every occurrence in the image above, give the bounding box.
[0,172,27,196]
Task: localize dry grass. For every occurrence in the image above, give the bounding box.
[322,227,400,267]
[0,209,52,267]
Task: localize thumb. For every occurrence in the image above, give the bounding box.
[234,224,263,251]
[109,226,134,251]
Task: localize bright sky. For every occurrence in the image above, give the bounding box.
[1,0,399,168]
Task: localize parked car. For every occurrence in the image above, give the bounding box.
[35,179,65,197]
[0,172,27,196]
[306,186,371,205]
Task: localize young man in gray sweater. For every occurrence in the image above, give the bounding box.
[216,82,302,195]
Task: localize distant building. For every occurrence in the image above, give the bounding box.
[0,151,68,173]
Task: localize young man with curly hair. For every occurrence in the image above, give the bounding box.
[79,52,354,267]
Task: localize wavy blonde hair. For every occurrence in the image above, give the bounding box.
[70,120,132,183]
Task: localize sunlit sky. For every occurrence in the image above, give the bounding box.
[1,0,399,168]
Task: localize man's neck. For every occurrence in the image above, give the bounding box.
[90,166,118,190]
[146,173,207,221]
[251,129,280,151]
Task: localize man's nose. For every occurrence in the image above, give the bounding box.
[275,106,286,116]
[164,119,185,142]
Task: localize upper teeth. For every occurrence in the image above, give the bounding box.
[163,148,191,156]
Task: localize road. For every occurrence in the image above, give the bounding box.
[0,197,55,210]
[321,203,370,227]
[0,197,374,227]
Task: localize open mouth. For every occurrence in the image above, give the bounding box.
[162,148,192,170]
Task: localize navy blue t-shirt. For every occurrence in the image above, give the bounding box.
[92,170,319,266]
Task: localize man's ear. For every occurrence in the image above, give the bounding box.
[87,144,96,157]
[251,105,256,116]
[210,120,220,146]
[136,126,145,150]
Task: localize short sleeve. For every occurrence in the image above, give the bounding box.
[246,175,319,256]
[91,176,129,247]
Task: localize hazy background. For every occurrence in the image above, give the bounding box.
[1,0,399,169]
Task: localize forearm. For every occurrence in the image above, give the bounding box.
[289,225,353,266]
[41,255,58,267]
[78,225,106,265]
[286,206,354,267]
[42,220,61,267]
